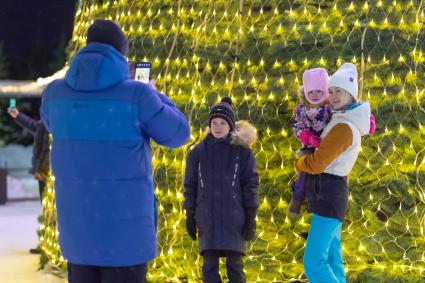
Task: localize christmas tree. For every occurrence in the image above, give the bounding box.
[39,0,425,282]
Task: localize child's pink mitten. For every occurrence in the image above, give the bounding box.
[369,114,376,135]
[299,130,321,148]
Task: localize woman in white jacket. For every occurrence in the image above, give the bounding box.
[295,63,372,283]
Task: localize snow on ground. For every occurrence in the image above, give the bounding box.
[0,201,66,283]
[0,144,39,200]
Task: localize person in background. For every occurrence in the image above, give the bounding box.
[7,107,50,254]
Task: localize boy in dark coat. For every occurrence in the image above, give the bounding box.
[184,97,259,283]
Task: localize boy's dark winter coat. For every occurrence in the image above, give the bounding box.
[184,124,259,255]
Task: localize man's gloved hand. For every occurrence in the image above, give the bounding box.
[186,211,197,241]
[242,207,257,241]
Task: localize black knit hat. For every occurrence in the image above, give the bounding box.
[208,97,236,130]
[86,19,129,55]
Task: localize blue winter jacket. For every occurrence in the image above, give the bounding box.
[40,43,190,266]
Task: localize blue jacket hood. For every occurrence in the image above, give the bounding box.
[65,43,129,91]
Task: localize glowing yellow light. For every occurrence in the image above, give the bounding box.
[354,19,360,28]
[307,23,313,31]
[279,76,284,85]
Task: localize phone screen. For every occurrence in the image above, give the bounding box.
[134,62,151,84]
[9,98,16,109]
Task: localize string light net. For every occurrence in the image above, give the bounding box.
[39,0,425,282]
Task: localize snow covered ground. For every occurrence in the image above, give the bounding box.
[0,201,66,283]
[0,144,39,200]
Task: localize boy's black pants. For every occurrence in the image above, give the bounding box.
[68,262,148,283]
[202,250,245,283]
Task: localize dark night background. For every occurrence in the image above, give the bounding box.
[0,0,77,80]
[0,0,77,145]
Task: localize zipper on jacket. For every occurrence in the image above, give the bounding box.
[231,157,239,187]
[198,162,204,189]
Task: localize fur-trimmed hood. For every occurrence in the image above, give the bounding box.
[205,120,258,149]
[230,120,258,148]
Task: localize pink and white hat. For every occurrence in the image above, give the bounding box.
[302,67,329,104]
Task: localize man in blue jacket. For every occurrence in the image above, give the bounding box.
[8,107,50,255]
[40,19,190,283]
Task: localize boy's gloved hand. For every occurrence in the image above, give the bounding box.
[186,211,197,241]
[242,207,257,241]
[299,130,321,148]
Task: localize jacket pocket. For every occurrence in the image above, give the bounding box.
[231,192,245,227]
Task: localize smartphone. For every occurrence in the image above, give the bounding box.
[134,62,151,84]
[9,98,16,109]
